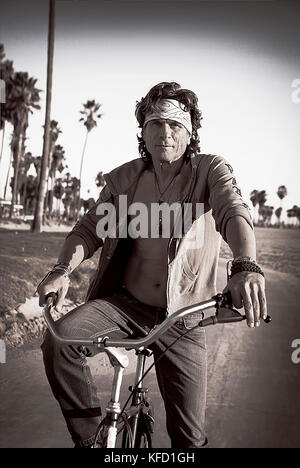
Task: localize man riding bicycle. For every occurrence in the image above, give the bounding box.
[37,81,267,448]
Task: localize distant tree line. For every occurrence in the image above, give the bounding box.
[0,42,104,223]
[250,185,299,227]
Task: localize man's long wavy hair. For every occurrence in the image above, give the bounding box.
[135,81,203,161]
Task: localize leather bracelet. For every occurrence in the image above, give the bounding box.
[52,262,72,278]
[230,260,264,278]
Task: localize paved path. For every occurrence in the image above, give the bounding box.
[0,259,300,448]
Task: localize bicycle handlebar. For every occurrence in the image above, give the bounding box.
[43,291,271,350]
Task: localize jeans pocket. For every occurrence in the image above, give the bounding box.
[183,313,204,330]
[175,315,207,350]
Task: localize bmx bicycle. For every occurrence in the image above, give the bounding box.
[43,292,271,448]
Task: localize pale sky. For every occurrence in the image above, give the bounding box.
[0,0,299,220]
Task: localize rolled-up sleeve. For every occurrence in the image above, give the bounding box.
[66,184,113,258]
[208,156,253,242]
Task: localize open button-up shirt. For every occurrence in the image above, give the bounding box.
[67,153,253,315]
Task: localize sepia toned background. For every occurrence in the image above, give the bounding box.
[0,0,299,449]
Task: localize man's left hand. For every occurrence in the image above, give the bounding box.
[223,271,267,328]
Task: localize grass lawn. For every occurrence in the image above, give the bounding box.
[0,229,100,317]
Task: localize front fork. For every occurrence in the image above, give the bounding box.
[128,349,151,446]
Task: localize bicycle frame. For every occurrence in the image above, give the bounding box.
[99,346,151,448]
[43,292,271,448]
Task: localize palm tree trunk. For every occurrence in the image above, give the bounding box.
[22,176,28,216]
[10,118,25,218]
[4,149,13,200]
[58,196,61,222]
[77,128,88,216]
[32,0,55,232]
[0,121,5,168]
[49,173,55,217]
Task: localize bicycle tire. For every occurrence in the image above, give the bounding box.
[92,423,109,448]
[122,414,152,448]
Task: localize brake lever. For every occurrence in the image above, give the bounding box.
[213,292,272,324]
[45,292,58,308]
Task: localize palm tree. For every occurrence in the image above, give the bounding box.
[78,99,103,215]
[95,170,105,189]
[3,133,16,200]
[8,71,41,217]
[33,156,42,181]
[53,177,64,219]
[48,143,65,215]
[0,44,14,170]
[274,207,282,227]
[0,50,15,203]
[45,119,62,199]
[256,190,267,225]
[277,185,287,206]
[287,205,299,227]
[70,176,80,219]
[62,172,79,220]
[32,0,55,232]
[259,205,274,227]
[19,151,34,213]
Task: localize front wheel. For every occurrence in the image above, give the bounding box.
[92,421,109,448]
[122,415,152,448]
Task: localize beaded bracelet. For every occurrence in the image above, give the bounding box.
[37,263,71,290]
[230,259,264,279]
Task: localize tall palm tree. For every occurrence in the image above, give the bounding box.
[19,151,34,213]
[0,47,15,194]
[277,185,287,204]
[62,172,73,220]
[3,132,16,200]
[48,143,65,215]
[45,119,61,200]
[70,176,80,219]
[53,177,64,218]
[33,156,42,181]
[32,0,55,232]
[47,120,61,172]
[8,71,41,217]
[24,175,38,214]
[78,99,103,215]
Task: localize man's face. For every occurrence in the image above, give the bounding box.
[143,119,191,163]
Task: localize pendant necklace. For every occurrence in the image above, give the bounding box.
[153,162,182,235]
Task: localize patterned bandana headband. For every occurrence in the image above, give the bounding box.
[143,98,192,135]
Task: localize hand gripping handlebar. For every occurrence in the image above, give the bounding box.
[43,291,271,350]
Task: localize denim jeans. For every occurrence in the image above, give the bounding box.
[41,286,208,448]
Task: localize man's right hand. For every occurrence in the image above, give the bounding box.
[37,272,70,312]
